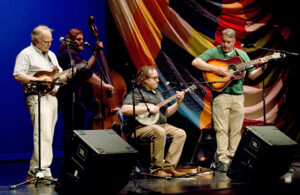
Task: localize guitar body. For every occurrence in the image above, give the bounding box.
[135,103,160,126]
[203,56,245,92]
[202,52,284,92]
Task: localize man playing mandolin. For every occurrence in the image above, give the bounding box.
[13,25,71,181]
[121,66,187,177]
[191,29,267,172]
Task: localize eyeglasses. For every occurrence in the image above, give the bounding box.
[76,38,84,41]
[147,76,159,80]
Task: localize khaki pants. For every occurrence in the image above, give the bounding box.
[213,94,244,164]
[133,123,186,173]
[26,94,58,177]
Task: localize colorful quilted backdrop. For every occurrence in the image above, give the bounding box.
[107,0,300,142]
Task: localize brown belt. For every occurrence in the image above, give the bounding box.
[25,91,56,97]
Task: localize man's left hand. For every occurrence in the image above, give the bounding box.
[176,91,185,104]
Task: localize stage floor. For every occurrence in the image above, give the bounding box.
[0,159,300,195]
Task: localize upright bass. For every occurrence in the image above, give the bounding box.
[88,16,127,130]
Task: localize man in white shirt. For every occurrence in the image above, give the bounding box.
[13,25,71,181]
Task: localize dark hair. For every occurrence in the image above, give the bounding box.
[59,28,83,52]
[136,65,156,85]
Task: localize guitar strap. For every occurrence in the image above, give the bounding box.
[234,48,245,62]
[136,87,153,114]
[47,54,61,73]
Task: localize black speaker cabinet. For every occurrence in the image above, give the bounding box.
[227,126,298,182]
[55,129,138,194]
[190,129,216,168]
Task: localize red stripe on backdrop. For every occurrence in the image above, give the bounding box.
[215,1,247,46]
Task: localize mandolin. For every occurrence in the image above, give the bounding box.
[23,60,88,95]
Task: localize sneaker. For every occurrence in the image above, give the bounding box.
[210,161,218,170]
[218,162,229,172]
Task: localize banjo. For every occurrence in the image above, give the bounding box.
[136,85,196,125]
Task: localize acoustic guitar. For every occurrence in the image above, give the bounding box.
[136,85,197,125]
[23,60,88,95]
[203,52,285,92]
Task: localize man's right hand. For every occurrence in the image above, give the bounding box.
[40,76,53,85]
[213,66,229,77]
[149,105,159,114]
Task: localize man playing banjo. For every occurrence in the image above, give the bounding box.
[121,65,187,177]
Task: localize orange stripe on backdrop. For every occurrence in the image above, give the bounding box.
[131,0,162,64]
[108,0,162,69]
[108,0,215,66]
[200,87,213,129]
[144,0,214,57]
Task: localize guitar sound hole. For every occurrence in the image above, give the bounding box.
[228,64,237,75]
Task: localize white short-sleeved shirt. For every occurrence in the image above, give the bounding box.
[13,43,63,93]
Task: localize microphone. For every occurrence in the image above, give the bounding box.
[241,43,256,48]
[84,42,95,50]
[161,81,183,94]
[59,37,78,45]
[165,81,183,86]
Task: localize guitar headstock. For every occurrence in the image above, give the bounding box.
[188,84,197,92]
[271,52,286,60]
[75,60,88,72]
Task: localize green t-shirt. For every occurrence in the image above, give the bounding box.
[198,45,254,95]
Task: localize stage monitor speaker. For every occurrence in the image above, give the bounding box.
[190,129,216,168]
[227,126,298,182]
[55,129,138,194]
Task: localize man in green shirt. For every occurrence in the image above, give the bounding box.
[191,29,266,172]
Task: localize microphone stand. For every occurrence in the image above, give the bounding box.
[66,42,76,132]
[246,44,297,125]
[130,80,153,140]
[245,44,299,56]
[10,80,65,190]
[85,44,106,129]
[128,78,149,175]
[131,79,137,139]
[259,63,267,125]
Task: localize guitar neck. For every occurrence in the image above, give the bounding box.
[156,87,190,108]
[53,68,69,80]
[238,54,273,70]
[53,61,86,80]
